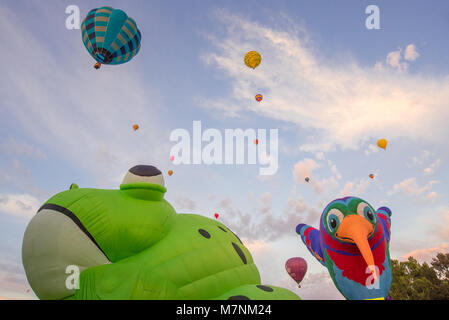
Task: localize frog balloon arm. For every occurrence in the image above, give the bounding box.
[296,224,325,266]
[376,207,392,244]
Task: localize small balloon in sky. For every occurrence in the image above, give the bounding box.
[254,139,259,145]
[255,94,263,102]
[168,170,173,176]
[244,51,262,69]
[132,124,139,131]
[214,213,219,219]
[170,156,175,162]
[305,177,310,183]
[369,174,374,179]
[377,139,388,150]
[285,257,308,288]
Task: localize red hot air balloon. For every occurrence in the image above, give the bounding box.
[285,257,308,288]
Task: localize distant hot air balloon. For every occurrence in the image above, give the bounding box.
[305,177,310,183]
[377,139,388,150]
[244,51,262,69]
[285,257,308,288]
[369,174,374,179]
[255,94,263,102]
[214,213,219,219]
[254,139,259,145]
[170,156,175,162]
[132,124,139,131]
[81,7,142,69]
[168,170,173,176]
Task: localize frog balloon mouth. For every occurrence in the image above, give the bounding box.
[120,183,166,201]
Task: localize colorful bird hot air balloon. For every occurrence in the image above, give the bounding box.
[377,139,388,150]
[81,7,142,69]
[296,197,392,300]
[132,124,139,131]
[244,51,262,69]
[255,94,263,102]
[285,257,307,288]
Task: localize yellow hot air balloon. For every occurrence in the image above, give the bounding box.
[244,51,262,69]
[377,139,388,150]
[132,124,139,131]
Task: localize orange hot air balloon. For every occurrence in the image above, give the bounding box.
[132,124,139,131]
[168,170,173,176]
[255,94,263,102]
[369,174,374,179]
[377,139,387,150]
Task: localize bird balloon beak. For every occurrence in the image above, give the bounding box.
[336,215,378,280]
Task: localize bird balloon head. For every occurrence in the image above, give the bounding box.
[320,197,379,279]
[296,196,392,299]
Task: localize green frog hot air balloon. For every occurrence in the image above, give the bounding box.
[81,7,142,69]
[22,165,299,300]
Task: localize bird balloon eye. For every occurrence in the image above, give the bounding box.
[356,202,376,224]
[330,218,337,229]
[326,209,344,232]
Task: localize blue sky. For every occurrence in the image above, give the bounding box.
[1,0,449,299]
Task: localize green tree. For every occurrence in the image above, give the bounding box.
[390,252,449,300]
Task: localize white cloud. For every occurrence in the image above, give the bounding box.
[327,160,342,180]
[293,158,318,184]
[339,178,370,197]
[404,44,420,61]
[383,44,419,72]
[408,150,432,167]
[172,193,197,211]
[364,144,379,156]
[402,243,448,263]
[260,192,272,213]
[386,49,408,71]
[424,159,441,175]
[0,259,35,300]
[426,191,438,200]
[0,193,40,219]
[315,152,325,160]
[390,177,438,203]
[1,137,46,160]
[203,15,445,152]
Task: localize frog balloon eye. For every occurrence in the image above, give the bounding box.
[357,202,376,224]
[326,209,344,232]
